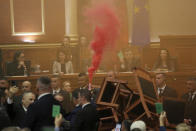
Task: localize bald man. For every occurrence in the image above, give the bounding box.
[22,81,32,92]
[7,91,35,127]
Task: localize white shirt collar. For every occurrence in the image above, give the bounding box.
[158,84,166,94]
[38,93,50,100]
[22,105,27,112]
[76,104,80,107]
[82,102,90,109]
[53,88,61,94]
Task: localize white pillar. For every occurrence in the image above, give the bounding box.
[65,0,78,46]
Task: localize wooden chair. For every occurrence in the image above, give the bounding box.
[96,77,133,130]
[124,68,159,128]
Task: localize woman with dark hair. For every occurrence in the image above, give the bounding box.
[152,49,176,72]
[7,51,30,76]
[53,50,74,74]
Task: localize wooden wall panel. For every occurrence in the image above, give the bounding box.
[160,35,196,72]
[1,47,59,73]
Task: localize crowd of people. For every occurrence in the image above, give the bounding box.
[0,70,195,131]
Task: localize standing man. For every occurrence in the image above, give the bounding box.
[7,91,35,127]
[51,75,73,113]
[23,76,64,131]
[155,73,177,98]
[71,89,97,131]
[182,78,196,126]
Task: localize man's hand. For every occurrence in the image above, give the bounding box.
[184,119,192,125]
[8,86,19,98]
[18,61,26,69]
[55,113,63,128]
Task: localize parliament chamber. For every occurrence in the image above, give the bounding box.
[0,0,196,131]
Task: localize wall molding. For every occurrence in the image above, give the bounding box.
[0,43,62,49]
[10,0,45,36]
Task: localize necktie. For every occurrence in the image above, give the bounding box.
[159,89,163,96]
[189,93,195,102]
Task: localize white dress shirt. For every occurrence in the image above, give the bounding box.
[158,84,166,95]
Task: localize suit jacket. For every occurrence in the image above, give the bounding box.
[7,103,26,127]
[160,86,177,98]
[53,60,74,74]
[71,104,97,131]
[66,105,82,127]
[0,105,11,130]
[23,94,64,131]
[59,90,74,114]
[183,92,196,126]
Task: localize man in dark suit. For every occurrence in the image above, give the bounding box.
[156,73,177,98]
[71,89,97,131]
[182,78,196,126]
[78,73,100,103]
[7,91,35,127]
[0,90,11,130]
[23,76,65,131]
[66,88,82,128]
[51,75,74,113]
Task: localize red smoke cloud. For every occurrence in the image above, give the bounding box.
[84,3,120,84]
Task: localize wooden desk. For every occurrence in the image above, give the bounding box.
[5,72,196,97]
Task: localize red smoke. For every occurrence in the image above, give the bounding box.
[84,3,120,84]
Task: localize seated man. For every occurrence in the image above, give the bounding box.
[71,89,97,131]
[182,78,196,126]
[155,73,177,98]
[7,91,35,127]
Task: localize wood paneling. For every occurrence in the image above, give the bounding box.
[160,35,196,72]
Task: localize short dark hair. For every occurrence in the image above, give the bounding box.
[156,73,166,79]
[54,92,64,98]
[38,76,51,89]
[79,89,91,102]
[72,88,80,99]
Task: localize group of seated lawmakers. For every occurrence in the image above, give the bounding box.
[4,48,175,76]
[0,71,195,131]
